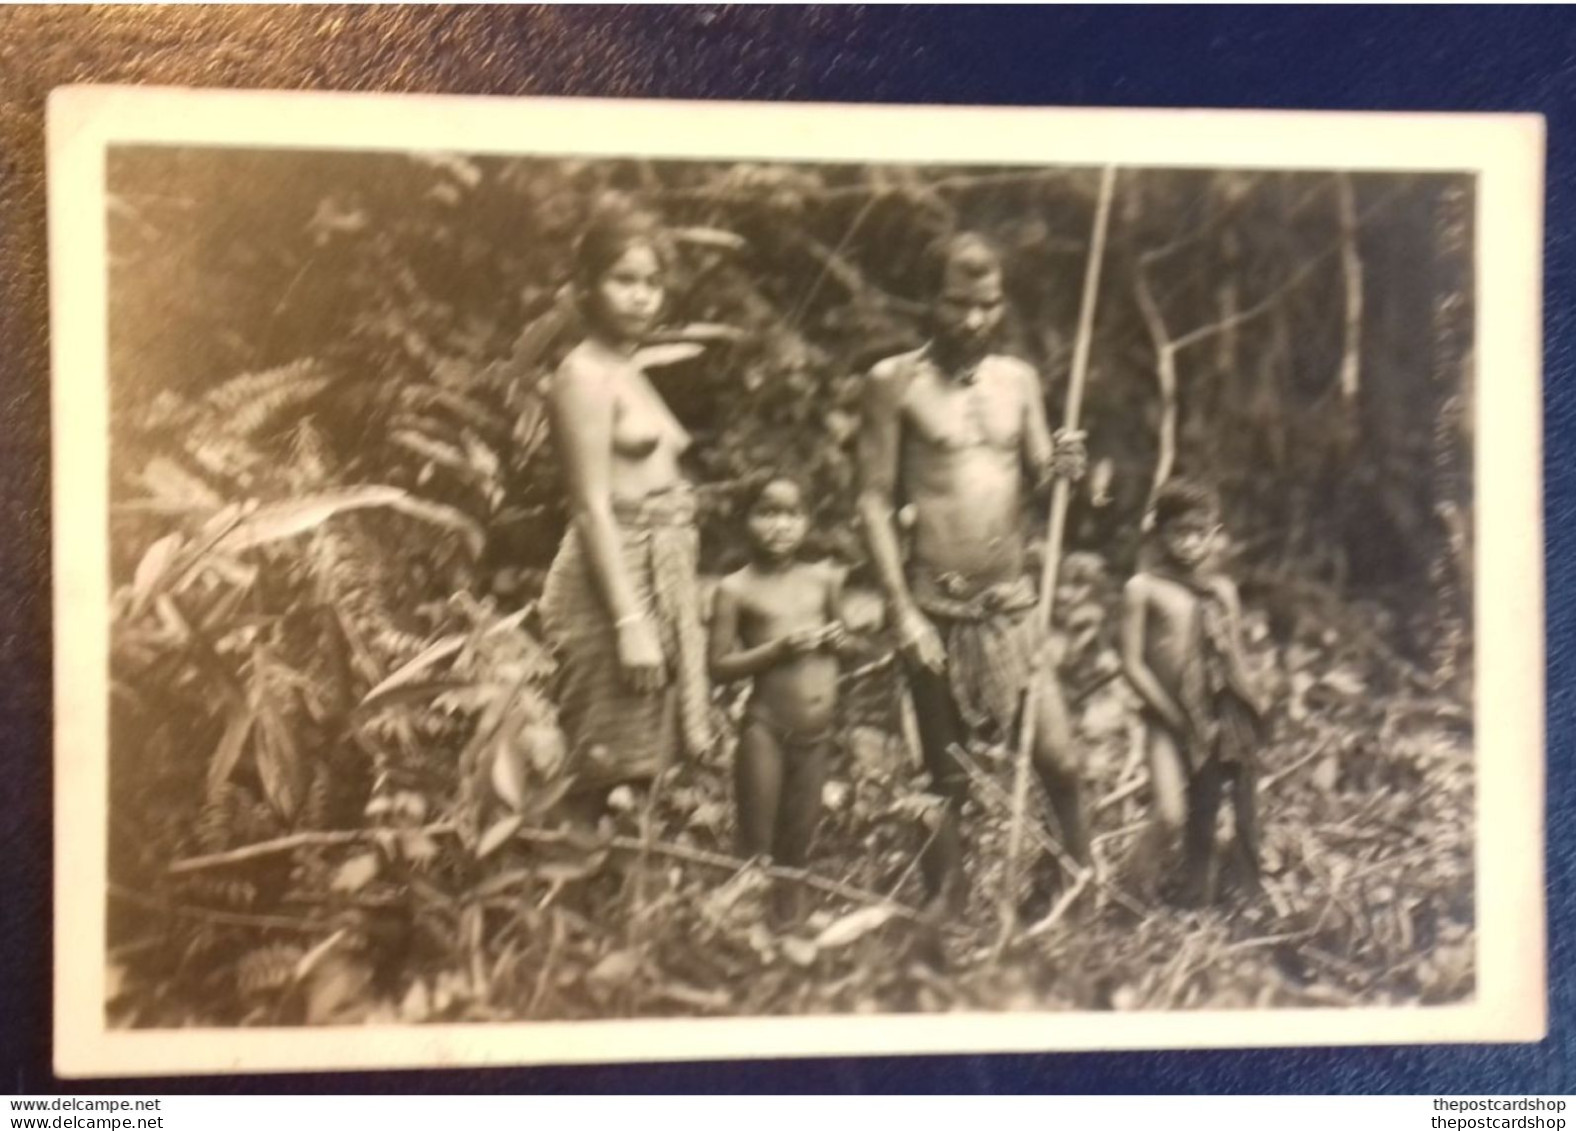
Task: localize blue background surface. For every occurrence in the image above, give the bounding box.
[0,4,1568,1093]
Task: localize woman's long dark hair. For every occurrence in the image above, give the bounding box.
[572,193,675,295]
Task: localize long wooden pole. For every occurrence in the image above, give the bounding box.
[996,165,1118,950]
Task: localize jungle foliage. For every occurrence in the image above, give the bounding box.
[104,147,1474,1026]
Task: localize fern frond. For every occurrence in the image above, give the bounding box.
[204,361,331,439]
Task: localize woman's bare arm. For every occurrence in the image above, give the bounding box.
[549,358,643,623]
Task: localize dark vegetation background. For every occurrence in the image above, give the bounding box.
[0,3,1568,1094]
[100,148,1475,1029]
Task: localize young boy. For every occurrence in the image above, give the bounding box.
[1120,480,1266,907]
[708,477,851,923]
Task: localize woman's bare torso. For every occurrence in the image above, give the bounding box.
[562,340,690,500]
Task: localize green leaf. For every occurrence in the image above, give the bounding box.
[812,905,896,949]
[476,815,522,859]
[130,533,185,614]
[391,431,471,476]
[383,496,487,559]
[360,633,465,701]
[357,677,472,718]
[781,936,818,967]
[632,343,706,370]
[253,698,302,820]
[302,951,375,1026]
[647,322,748,344]
[331,853,381,893]
[292,928,350,983]
[398,978,432,1023]
[205,702,256,796]
[670,226,748,252]
[397,829,440,869]
[520,776,573,822]
[211,488,407,554]
[534,848,609,886]
[587,948,641,988]
[490,738,529,812]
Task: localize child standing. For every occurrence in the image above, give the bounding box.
[1120,480,1267,907]
[708,477,850,923]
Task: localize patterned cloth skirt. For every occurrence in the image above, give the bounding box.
[911,571,1046,737]
[540,484,712,787]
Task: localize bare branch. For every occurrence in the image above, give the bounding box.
[167,820,929,924]
[1335,171,1364,405]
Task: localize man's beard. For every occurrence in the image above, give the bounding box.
[931,330,993,371]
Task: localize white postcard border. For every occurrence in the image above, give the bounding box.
[48,86,1546,1077]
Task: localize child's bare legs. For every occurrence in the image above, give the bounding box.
[1227,761,1262,895]
[736,718,785,862]
[1029,670,1090,870]
[1137,724,1189,900]
[736,717,830,926]
[1180,760,1223,907]
[769,735,830,924]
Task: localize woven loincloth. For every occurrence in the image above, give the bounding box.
[1149,568,1265,770]
[911,571,1046,737]
[540,484,712,786]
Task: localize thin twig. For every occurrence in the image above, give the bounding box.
[525,914,562,1017]
[168,829,373,873]
[948,744,1148,918]
[109,883,330,934]
[170,822,927,924]
[788,194,881,329]
[655,168,1097,205]
[515,828,928,924]
[1259,740,1329,791]
[1022,867,1094,940]
[885,821,941,903]
[1223,928,1318,953]
[1092,819,1148,847]
[1095,773,1148,814]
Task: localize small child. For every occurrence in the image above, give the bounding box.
[708,476,851,923]
[1120,480,1267,907]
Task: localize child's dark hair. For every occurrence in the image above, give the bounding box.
[921,231,1004,297]
[572,193,674,293]
[740,472,809,516]
[1149,478,1221,531]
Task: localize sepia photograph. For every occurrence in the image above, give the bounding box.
[49,89,1545,1075]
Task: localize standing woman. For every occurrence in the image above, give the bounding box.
[540,202,712,793]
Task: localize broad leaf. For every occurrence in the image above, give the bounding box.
[211,487,407,553]
[490,739,529,812]
[632,343,706,370]
[813,905,897,950]
[476,815,523,859]
[205,702,256,796]
[331,853,381,893]
[670,226,748,252]
[130,533,184,614]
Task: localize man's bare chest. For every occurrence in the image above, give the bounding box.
[901,368,1024,452]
